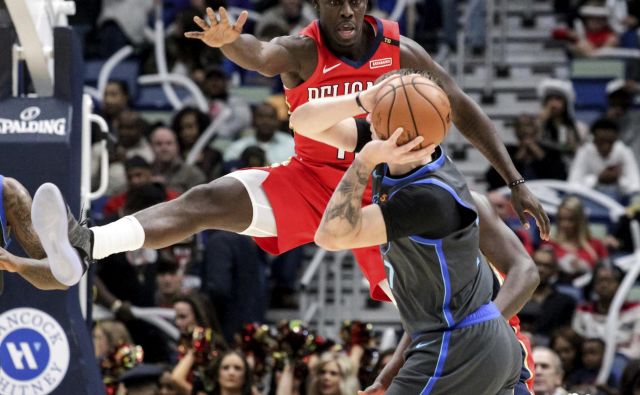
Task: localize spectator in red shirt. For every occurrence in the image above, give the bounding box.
[543,196,608,284]
[103,156,179,219]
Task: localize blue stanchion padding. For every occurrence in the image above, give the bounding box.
[0,27,105,395]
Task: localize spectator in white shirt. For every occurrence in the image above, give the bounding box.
[569,118,640,203]
[224,102,295,165]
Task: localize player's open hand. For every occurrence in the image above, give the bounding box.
[510,184,550,240]
[359,128,436,168]
[184,7,248,48]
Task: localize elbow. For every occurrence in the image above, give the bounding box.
[523,260,540,294]
[314,231,344,251]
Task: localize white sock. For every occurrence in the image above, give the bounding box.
[90,216,145,259]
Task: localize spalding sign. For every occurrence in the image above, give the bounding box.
[0,106,69,135]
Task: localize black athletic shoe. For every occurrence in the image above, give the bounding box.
[32,183,91,286]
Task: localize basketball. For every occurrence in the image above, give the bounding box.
[371,74,452,148]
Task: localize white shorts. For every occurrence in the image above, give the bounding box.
[222,169,277,237]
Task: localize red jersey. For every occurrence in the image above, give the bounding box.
[284,16,400,167]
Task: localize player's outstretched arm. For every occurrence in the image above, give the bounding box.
[400,38,550,240]
[472,191,539,319]
[3,177,46,259]
[185,7,302,77]
[316,130,432,251]
[0,247,67,290]
[290,75,399,150]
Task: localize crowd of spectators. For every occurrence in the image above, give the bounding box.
[46,0,640,394]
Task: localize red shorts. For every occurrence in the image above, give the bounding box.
[253,156,390,302]
[513,325,535,395]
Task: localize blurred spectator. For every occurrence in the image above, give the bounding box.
[551,327,584,387]
[119,364,165,395]
[96,0,153,58]
[201,231,267,344]
[520,247,577,341]
[605,79,640,166]
[115,111,154,164]
[167,7,223,77]
[171,107,223,180]
[200,67,252,142]
[543,196,609,282]
[191,351,254,395]
[573,263,640,359]
[223,146,268,175]
[103,156,179,219]
[537,78,589,157]
[566,338,616,394]
[155,256,185,308]
[568,118,640,203]
[612,204,640,254]
[619,359,640,395]
[93,320,139,394]
[553,5,620,57]
[255,0,316,38]
[159,365,179,395]
[150,126,207,193]
[307,352,360,395]
[486,114,567,190]
[224,102,295,165]
[102,80,131,127]
[533,347,569,395]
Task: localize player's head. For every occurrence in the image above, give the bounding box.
[313,0,368,50]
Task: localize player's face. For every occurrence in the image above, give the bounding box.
[319,361,341,395]
[316,0,368,49]
[218,354,246,390]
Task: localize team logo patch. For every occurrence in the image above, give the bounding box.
[0,308,70,394]
[370,58,393,69]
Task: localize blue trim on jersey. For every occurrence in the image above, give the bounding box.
[0,175,9,248]
[420,331,451,395]
[383,258,395,289]
[409,236,454,327]
[382,147,446,187]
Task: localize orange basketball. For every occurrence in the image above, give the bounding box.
[371,74,452,148]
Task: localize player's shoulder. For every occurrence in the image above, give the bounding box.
[271,34,316,53]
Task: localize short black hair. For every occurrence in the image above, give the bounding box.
[124,155,151,171]
[590,118,619,134]
[374,68,443,89]
[107,79,130,98]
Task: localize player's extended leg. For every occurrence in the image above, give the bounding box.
[32,171,269,286]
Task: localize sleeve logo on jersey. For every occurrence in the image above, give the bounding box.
[370,58,393,69]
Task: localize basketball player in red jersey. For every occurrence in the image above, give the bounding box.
[29,2,549,297]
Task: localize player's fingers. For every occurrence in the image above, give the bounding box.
[234,10,249,32]
[401,135,424,152]
[219,7,230,25]
[515,206,530,230]
[388,127,404,144]
[424,143,437,155]
[184,31,205,39]
[206,7,217,24]
[193,16,209,30]
[532,203,551,240]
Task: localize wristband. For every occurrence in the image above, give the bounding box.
[508,178,526,188]
[355,92,370,114]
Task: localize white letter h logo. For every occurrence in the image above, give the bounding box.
[6,343,38,369]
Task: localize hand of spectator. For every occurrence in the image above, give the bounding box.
[115,300,135,322]
[598,165,621,184]
[510,184,550,241]
[358,382,386,395]
[184,7,249,48]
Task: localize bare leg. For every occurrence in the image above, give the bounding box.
[134,177,254,249]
